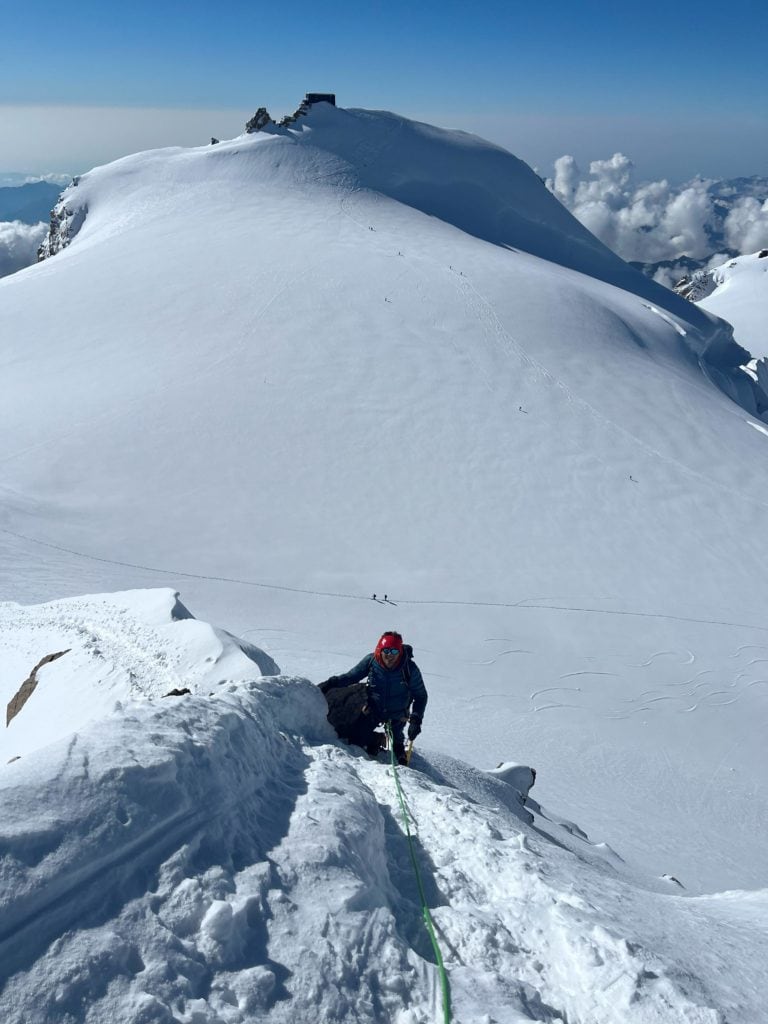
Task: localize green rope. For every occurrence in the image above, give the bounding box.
[384,722,452,1024]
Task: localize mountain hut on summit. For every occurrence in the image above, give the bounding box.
[304,93,336,107]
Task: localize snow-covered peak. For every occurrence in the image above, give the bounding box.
[695,249,768,358]
[262,104,617,273]
[26,109,722,330]
[35,103,749,372]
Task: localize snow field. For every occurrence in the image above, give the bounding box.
[1,104,768,1019]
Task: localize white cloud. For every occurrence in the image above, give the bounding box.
[547,154,767,263]
[0,172,72,186]
[724,197,768,252]
[0,220,48,278]
[705,252,731,271]
[651,265,679,289]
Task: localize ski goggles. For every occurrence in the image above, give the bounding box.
[381,647,402,656]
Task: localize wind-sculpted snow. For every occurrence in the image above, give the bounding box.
[1,590,764,1022]
[0,670,331,1018]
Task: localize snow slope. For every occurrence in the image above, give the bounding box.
[697,249,768,358]
[1,99,768,994]
[2,589,766,1023]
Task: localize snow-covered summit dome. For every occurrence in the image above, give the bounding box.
[39,101,744,346]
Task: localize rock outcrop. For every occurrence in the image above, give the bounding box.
[246,94,336,133]
[245,108,273,134]
[6,650,70,726]
[37,179,84,262]
[675,268,718,302]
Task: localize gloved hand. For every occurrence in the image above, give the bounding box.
[407,715,422,741]
[318,677,339,695]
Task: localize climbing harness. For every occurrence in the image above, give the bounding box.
[384,722,451,1024]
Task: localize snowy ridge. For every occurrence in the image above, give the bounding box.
[0,590,758,1023]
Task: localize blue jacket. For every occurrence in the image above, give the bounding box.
[324,647,428,722]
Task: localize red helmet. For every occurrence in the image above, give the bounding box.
[375,631,404,666]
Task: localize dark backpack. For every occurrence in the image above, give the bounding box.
[324,681,379,746]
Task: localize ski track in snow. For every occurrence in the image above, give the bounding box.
[498,644,768,720]
[427,630,764,723]
[471,650,533,666]
[630,650,696,668]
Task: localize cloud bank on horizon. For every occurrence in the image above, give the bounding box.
[0,172,72,188]
[547,152,768,284]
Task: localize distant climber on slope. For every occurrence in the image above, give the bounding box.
[318,631,428,765]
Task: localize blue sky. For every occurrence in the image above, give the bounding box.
[2,0,767,180]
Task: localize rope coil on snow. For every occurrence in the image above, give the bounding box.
[384,722,451,1024]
